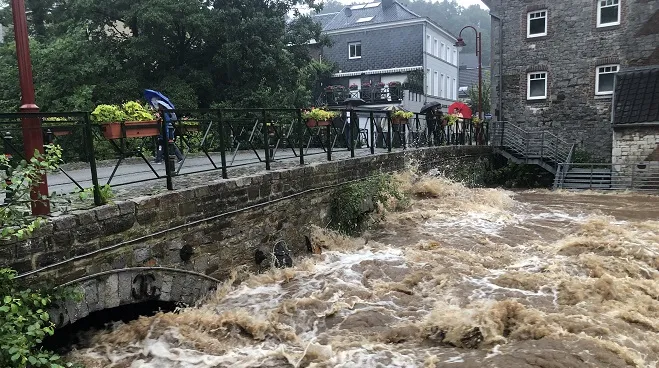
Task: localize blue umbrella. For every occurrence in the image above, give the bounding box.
[143,89,176,110]
[143,89,177,139]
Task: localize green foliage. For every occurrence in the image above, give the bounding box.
[77,184,114,205]
[122,101,155,122]
[467,70,492,115]
[405,70,424,94]
[301,107,337,121]
[571,149,593,164]
[329,174,407,235]
[0,269,76,368]
[0,0,328,111]
[481,160,554,189]
[90,104,127,124]
[392,110,413,119]
[0,145,62,240]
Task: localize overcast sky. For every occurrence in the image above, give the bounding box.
[334,0,488,9]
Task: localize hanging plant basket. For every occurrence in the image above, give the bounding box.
[46,126,74,136]
[392,117,408,125]
[306,119,331,127]
[101,120,160,139]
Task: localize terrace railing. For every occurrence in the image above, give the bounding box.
[553,162,659,192]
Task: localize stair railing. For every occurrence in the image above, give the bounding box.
[553,143,576,189]
[491,121,574,174]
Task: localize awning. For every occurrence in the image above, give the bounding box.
[332,66,423,78]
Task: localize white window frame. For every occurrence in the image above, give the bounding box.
[452,49,457,65]
[426,68,431,94]
[433,39,438,57]
[527,10,547,38]
[348,42,361,59]
[595,64,619,95]
[597,0,621,28]
[440,43,445,60]
[426,35,431,54]
[527,72,547,100]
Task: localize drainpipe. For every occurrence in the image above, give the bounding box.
[423,23,428,105]
[490,10,504,122]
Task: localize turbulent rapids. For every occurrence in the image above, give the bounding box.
[68,173,659,368]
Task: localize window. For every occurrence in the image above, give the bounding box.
[348,42,361,59]
[527,72,547,100]
[445,46,449,61]
[444,77,448,99]
[427,35,431,53]
[440,74,444,97]
[440,43,445,60]
[426,68,431,94]
[356,16,374,23]
[452,78,456,99]
[527,10,547,37]
[452,49,457,65]
[597,0,620,27]
[434,71,439,96]
[595,64,619,95]
[433,39,438,56]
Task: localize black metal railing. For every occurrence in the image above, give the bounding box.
[553,162,659,191]
[320,87,405,106]
[1,108,490,210]
[490,121,573,168]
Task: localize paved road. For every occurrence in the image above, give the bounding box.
[45,146,396,197]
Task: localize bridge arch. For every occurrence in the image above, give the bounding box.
[50,267,219,328]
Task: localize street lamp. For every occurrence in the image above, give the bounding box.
[11,0,49,215]
[454,26,482,121]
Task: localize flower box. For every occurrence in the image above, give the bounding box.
[392,117,408,125]
[306,119,331,127]
[101,120,160,139]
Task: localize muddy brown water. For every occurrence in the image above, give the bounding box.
[68,175,659,368]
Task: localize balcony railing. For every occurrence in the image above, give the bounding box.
[319,87,405,106]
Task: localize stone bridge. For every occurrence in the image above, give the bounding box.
[1,146,491,328]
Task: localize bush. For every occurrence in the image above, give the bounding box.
[329,174,406,235]
[0,269,76,368]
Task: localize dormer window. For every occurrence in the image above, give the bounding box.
[597,0,620,27]
[527,10,547,38]
[348,42,362,59]
[356,16,374,23]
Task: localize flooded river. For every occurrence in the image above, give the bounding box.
[68,174,659,367]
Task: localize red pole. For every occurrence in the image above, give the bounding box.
[11,0,50,215]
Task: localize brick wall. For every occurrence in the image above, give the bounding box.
[488,0,659,161]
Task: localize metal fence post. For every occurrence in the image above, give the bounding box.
[262,110,270,170]
[297,109,304,165]
[83,114,102,205]
[386,111,392,152]
[326,121,332,161]
[218,109,228,179]
[349,110,356,158]
[163,116,174,190]
[540,131,545,158]
[3,131,14,205]
[369,112,375,155]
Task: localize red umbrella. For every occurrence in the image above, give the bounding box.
[447,102,472,119]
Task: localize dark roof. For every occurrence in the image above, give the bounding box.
[613,66,659,125]
[315,1,419,32]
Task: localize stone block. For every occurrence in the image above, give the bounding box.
[50,231,74,249]
[102,273,120,309]
[101,214,135,236]
[75,223,102,243]
[94,204,120,221]
[116,201,136,216]
[51,215,77,231]
[118,271,133,304]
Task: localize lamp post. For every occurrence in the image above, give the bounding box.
[454,25,482,121]
[11,0,49,215]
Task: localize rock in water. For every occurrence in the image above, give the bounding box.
[273,241,293,268]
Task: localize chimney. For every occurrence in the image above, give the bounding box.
[344,7,352,17]
[383,0,394,8]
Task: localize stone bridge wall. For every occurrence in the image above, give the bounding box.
[0,146,491,327]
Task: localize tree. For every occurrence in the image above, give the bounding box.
[467,70,491,115]
[0,0,328,111]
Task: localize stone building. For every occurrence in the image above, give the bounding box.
[483,0,659,161]
[611,66,659,168]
